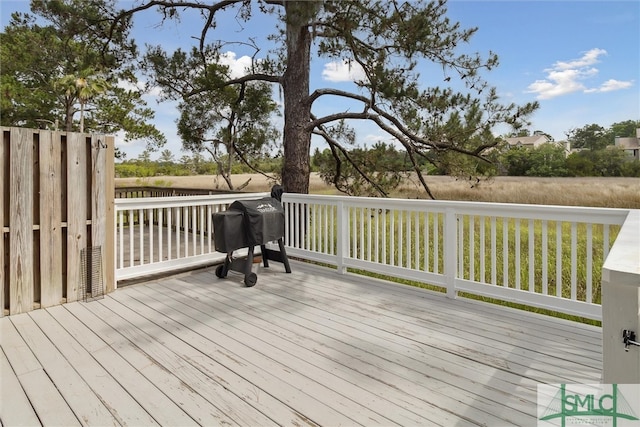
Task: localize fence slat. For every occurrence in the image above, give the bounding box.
[1,129,6,316]
[9,128,34,314]
[90,135,107,290]
[39,130,63,307]
[66,132,87,302]
[103,136,115,293]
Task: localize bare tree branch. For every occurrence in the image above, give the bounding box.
[311,115,389,197]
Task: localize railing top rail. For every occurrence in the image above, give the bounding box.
[115,192,269,210]
[282,193,631,224]
[115,186,239,194]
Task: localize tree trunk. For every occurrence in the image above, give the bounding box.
[281,1,313,194]
[79,101,85,133]
[65,100,74,132]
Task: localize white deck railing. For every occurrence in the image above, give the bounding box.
[115,192,633,321]
[281,194,631,321]
[114,193,268,280]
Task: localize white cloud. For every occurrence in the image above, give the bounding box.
[116,80,141,92]
[584,79,634,93]
[552,48,606,70]
[120,51,255,106]
[117,78,163,97]
[322,59,366,82]
[526,48,633,100]
[218,51,253,79]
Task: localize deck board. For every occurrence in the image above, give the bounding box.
[0,260,602,427]
[0,348,41,426]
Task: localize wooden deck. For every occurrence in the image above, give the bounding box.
[1,261,602,426]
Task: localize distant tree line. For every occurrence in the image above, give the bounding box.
[117,119,639,195]
[115,149,283,179]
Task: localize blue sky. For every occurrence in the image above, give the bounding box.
[2,0,639,160]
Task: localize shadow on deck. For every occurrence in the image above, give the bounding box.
[1,261,601,426]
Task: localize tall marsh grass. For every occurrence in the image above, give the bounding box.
[396,176,640,209]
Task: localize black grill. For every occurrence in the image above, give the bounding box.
[212,189,291,287]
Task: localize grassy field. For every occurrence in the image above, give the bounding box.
[117,173,640,209]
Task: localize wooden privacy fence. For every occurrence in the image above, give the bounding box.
[1,127,115,316]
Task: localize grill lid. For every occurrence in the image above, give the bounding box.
[228,197,285,246]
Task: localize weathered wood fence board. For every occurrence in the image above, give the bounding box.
[0,127,114,315]
[9,128,33,314]
[91,135,116,294]
[1,131,7,316]
[39,131,63,308]
[66,132,86,303]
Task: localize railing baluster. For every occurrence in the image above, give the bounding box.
[176,207,181,259]
[603,224,610,259]
[360,207,365,260]
[382,209,387,265]
[414,211,419,270]
[503,217,508,287]
[198,205,203,255]
[311,204,317,252]
[374,208,379,263]
[529,219,535,292]
[118,211,124,269]
[367,208,372,262]
[458,215,464,278]
[129,209,134,267]
[444,209,456,298]
[406,211,411,269]
[479,216,485,283]
[351,207,356,259]
[194,205,199,255]
[149,208,154,264]
[184,206,189,257]
[469,216,475,281]
[515,220,521,290]
[424,212,430,272]
[586,223,593,303]
[167,208,172,261]
[398,210,403,267]
[207,205,212,253]
[542,220,548,295]
[293,203,307,249]
[556,221,562,297]
[571,222,577,300]
[433,213,439,275]
[319,204,323,253]
[390,210,395,266]
[329,205,334,255]
[490,216,496,285]
[158,209,164,263]
[313,203,319,253]
[139,209,144,265]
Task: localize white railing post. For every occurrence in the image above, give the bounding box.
[444,208,457,299]
[602,210,640,384]
[336,200,348,274]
